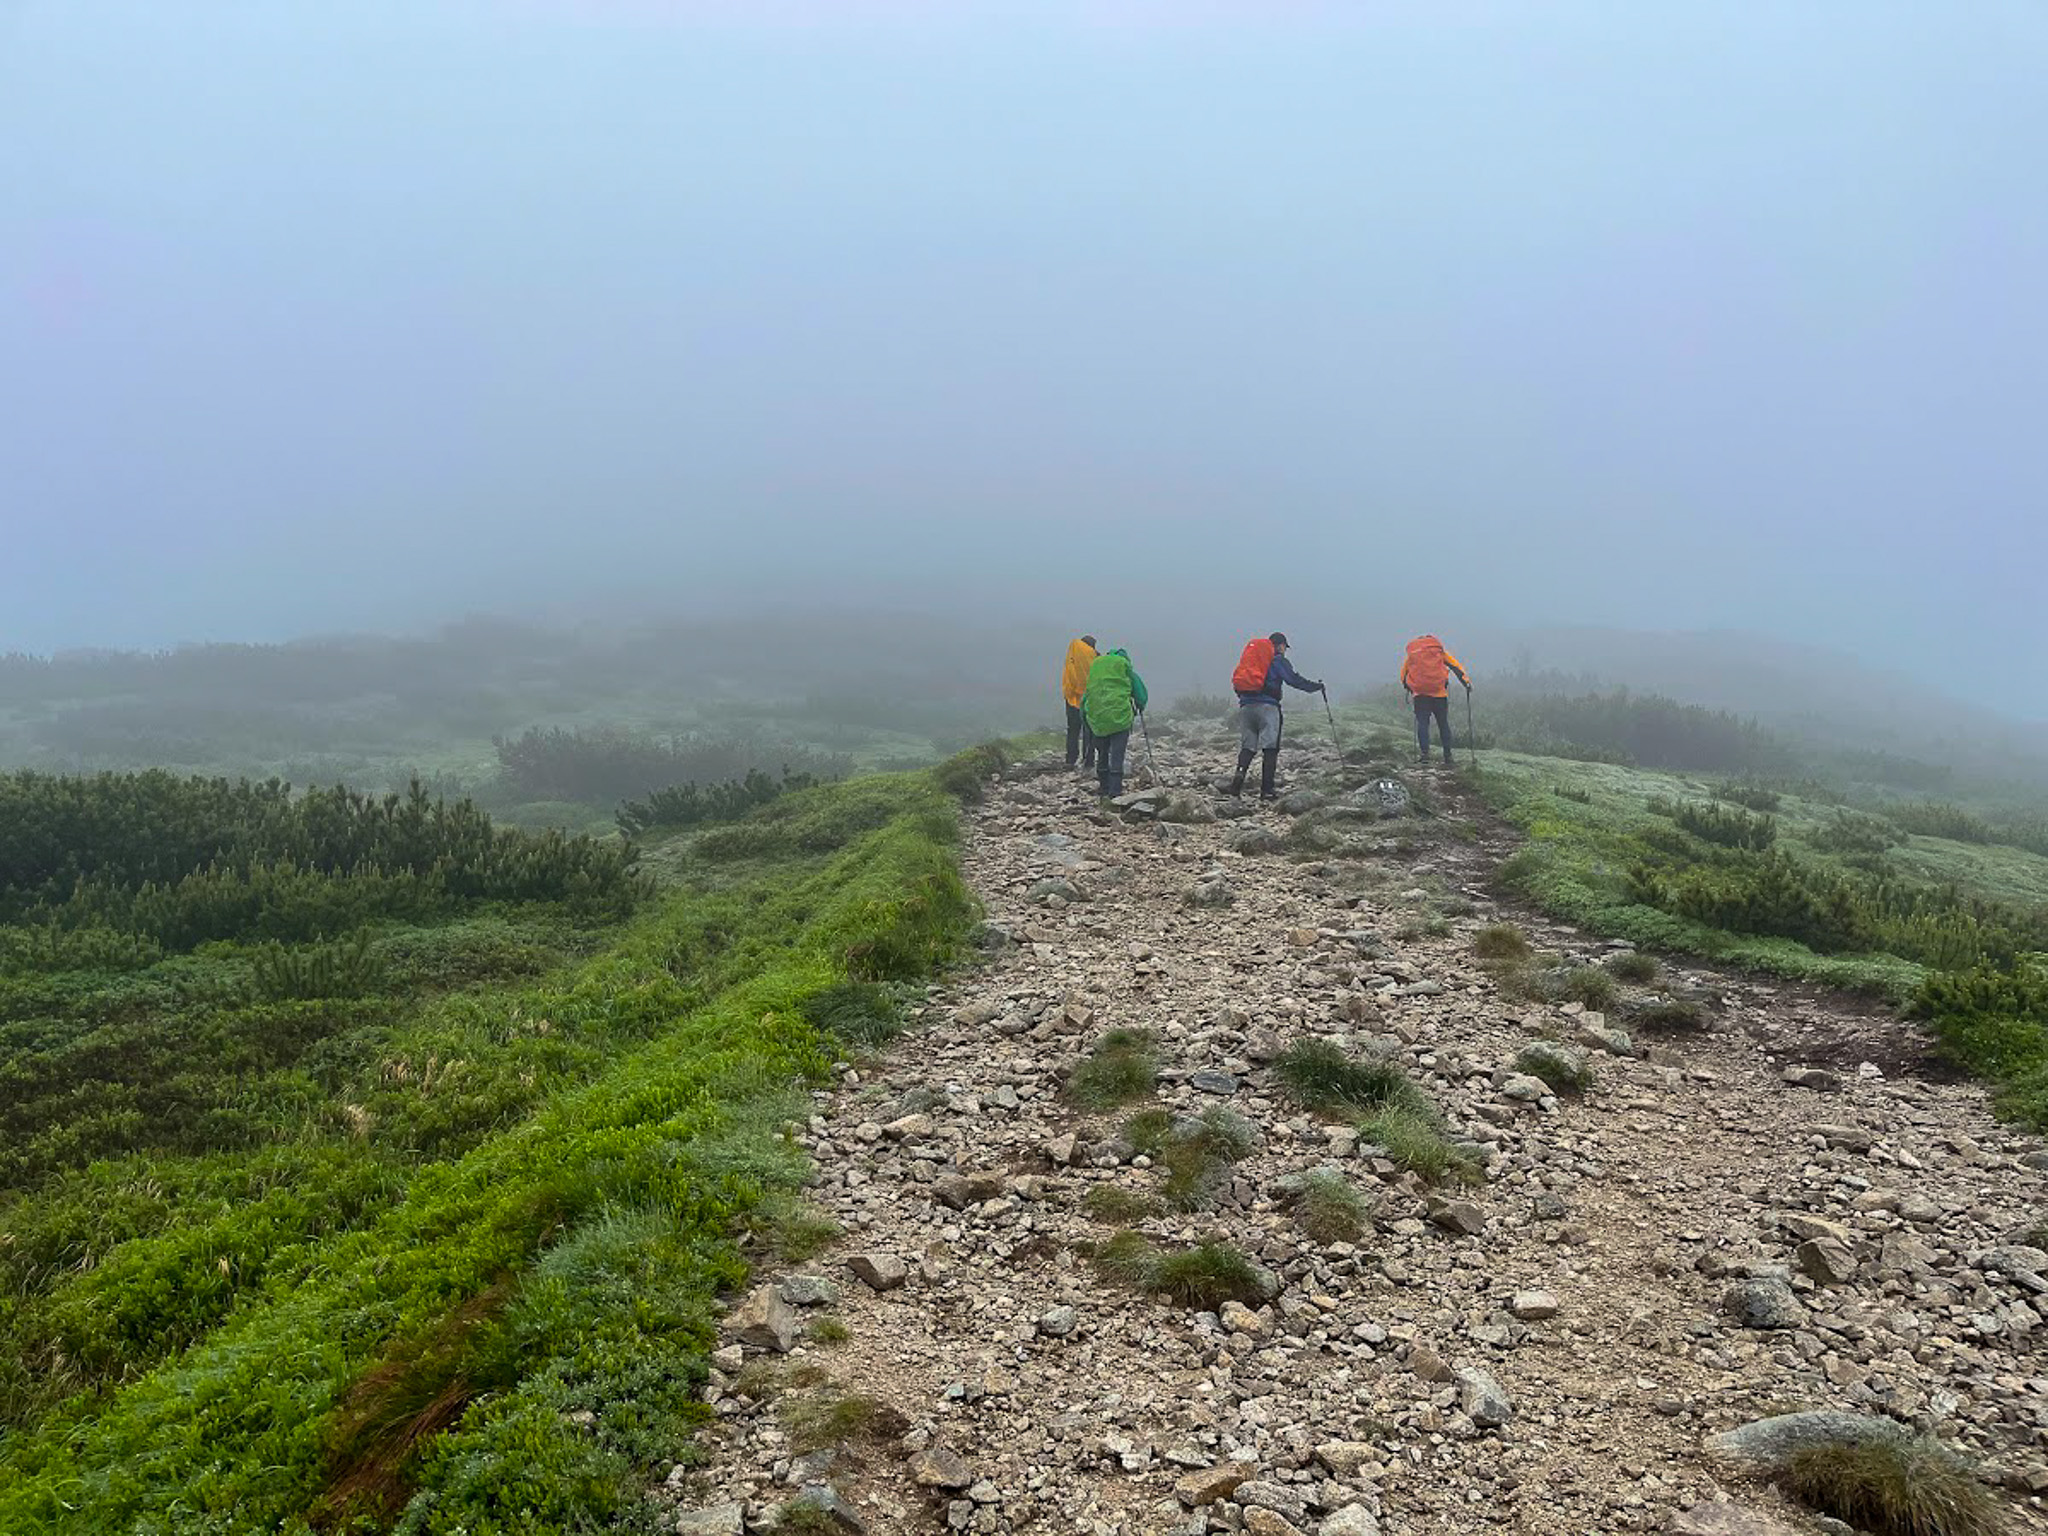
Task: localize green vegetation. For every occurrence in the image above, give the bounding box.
[1275,1039,1431,1118]
[778,1391,907,1453]
[1068,1029,1159,1110]
[1093,1233,1271,1311]
[616,768,827,837]
[0,757,983,1533]
[1290,1170,1374,1244]
[1155,1107,1257,1212]
[1358,1106,1481,1186]
[1082,1185,1159,1224]
[1628,998,1709,1032]
[1473,729,2048,1128]
[1471,923,1532,961]
[1775,1436,2003,1536]
[1604,950,1660,984]
[1514,1044,1594,1096]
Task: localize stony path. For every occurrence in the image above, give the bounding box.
[663,725,2048,1536]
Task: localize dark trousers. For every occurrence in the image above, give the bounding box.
[1065,703,1096,767]
[1414,694,1453,760]
[1096,728,1130,797]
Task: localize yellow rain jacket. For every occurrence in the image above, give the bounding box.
[1061,638,1098,707]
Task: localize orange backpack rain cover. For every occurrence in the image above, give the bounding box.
[1404,635,1449,695]
[1232,637,1276,694]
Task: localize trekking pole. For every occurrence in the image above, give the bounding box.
[1320,686,1343,750]
[1465,687,1478,774]
[1137,709,1164,788]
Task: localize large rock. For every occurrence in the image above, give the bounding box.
[786,1483,867,1531]
[1427,1198,1487,1236]
[1670,1504,1804,1536]
[722,1286,800,1352]
[846,1252,909,1292]
[1722,1278,1803,1330]
[1174,1462,1253,1506]
[778,1274,840,1308]
[1796,1236,1859,1286]
[674,1505,745,1536]
[1313,1442,1377,1476]
[910,1448,974,1491]
[1243,1511,1307,1536]
[1320,1510,1381,1536]
[1455,1366,1514,1428]
[1706,1410,1910,1472]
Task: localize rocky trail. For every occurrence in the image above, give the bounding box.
[662,725,2048,1536]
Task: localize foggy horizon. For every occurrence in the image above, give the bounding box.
[6,3,2045,705]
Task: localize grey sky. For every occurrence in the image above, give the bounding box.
[4,2,2044,707]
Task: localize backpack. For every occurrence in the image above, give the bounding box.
[1404,636,1449,695]
[1232,637,1275,694]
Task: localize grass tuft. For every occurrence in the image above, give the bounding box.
[1094,1233,1271,1311]
[1472,924,1532,961]
[1121,1109,1173,1158]
[1775,1436,2004,1536]
[1082,1186,1158,1225]
[1358,1105,1481,1186]
[1068,1030,1159,1110]
[1292,1170,1374,1244]
[1629,998,1709,1032]
[779,1391,909,1453]
[1555,965,1620,1011]
[1157,1107,1257,1212]
[1604,950,1660,984]
[807,1316,850,1346]
[1274,1039,1429,1118]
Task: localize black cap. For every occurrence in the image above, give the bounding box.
[1269,632,1289,647]
[1081,634,1097,647]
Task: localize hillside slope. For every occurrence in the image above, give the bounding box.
[669,727,2048,1536]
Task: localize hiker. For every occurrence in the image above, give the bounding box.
[1081,647,1147,799]
[1400,634,1471,764]
[1060,634,1099,771]
[1229,632,1324,800]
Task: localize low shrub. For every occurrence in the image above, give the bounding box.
[1604,950,1660,984]
[1713,781,1783,813]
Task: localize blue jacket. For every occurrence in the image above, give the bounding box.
[1236,652,1320,706]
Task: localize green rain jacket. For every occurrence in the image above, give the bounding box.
[1082,649,1148,736]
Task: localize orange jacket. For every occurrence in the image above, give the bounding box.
[1400,635,1469,698]
[1061,638,1098,707]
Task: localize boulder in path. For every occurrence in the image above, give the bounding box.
[674,1505,745,1536]
[910,1447,974,1491]
[1174,1462,1253,1506]
[1706,1409,1909,1472]
[721,1285,799,1353]
[1455,1366,1514,1428]
[1722,1278,1803,1330]
[846,1252,908,1292]
[1320,1509,1381,1536]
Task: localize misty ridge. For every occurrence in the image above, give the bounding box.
[2,604,2045,829]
